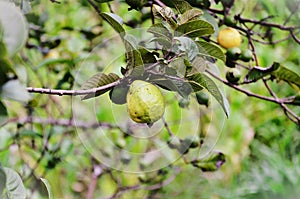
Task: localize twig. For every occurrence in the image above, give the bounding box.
[86,164,103,199]
[27,81,119,96]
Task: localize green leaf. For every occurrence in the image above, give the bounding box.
[40,178,53,199]
[197,41,226,62]
[179,8,203,24]
[100,12,125,37]
[147,23,172,41]
[161,0,193,14]
[123,34,144,75]
[189,55,206,75]
[2,167,26,199]
[244,63,280,83]
[151,75,193,98]
[80,73,120,100]
[0,57,16,86]
[187,73,230,116]
[138,47,158,64]
[0,101,8,127]
[175,19,215,38]
[0,166,6,196]
[271,64,300,88]
[191,151,226,171]
[168,57,186,77]
[174,36,199,61]
[0,2,28,56]
[0,80,31,103]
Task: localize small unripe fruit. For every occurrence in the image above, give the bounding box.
[226,68,241,84]
[217,27,241,49]
[226,47,241,60]
[239,49,253,62]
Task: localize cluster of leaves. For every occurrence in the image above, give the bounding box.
[81,1,229,117]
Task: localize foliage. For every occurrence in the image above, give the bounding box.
[0,0,299,198]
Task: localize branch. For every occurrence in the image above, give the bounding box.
[7,117,120,129]
[206,70,296,105]
[27,81,119,96]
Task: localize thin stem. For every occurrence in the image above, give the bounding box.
[27,81,119,96]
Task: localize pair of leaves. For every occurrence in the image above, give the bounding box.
[80,73,120,100]
[191,151,226,171]
[245,62,300,89]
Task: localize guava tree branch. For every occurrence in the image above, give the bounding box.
[7,117,120,129]
[206,70,298,105]
[27,81,119,96]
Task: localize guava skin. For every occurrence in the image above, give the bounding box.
[217,27,241,49]
[127,80,165,123]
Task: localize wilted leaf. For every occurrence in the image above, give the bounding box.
[40,178,53,199]
[175,19,214,38]
[0,101,8,126]
[80,73,120,100]
[187,73,230,116]
[197,41,226,62]
[1,80,31,103]
[0,1,28,56]
[152,4,177,28]
[244,63,280,83]
[2,167,26,199]
[179,8,203,24]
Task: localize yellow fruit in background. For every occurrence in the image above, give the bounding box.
[217,27,241,49]
[127,80,165,124]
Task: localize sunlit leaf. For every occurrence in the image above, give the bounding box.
[197,41,226,62]
[40,178,53,199]
[175,19,214,38]
[80,73,120,100]
[0,1,28,56]
[187,73,230,116]
[174,36,199,61]
[2,167,26,199]
[1,80,31,103]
